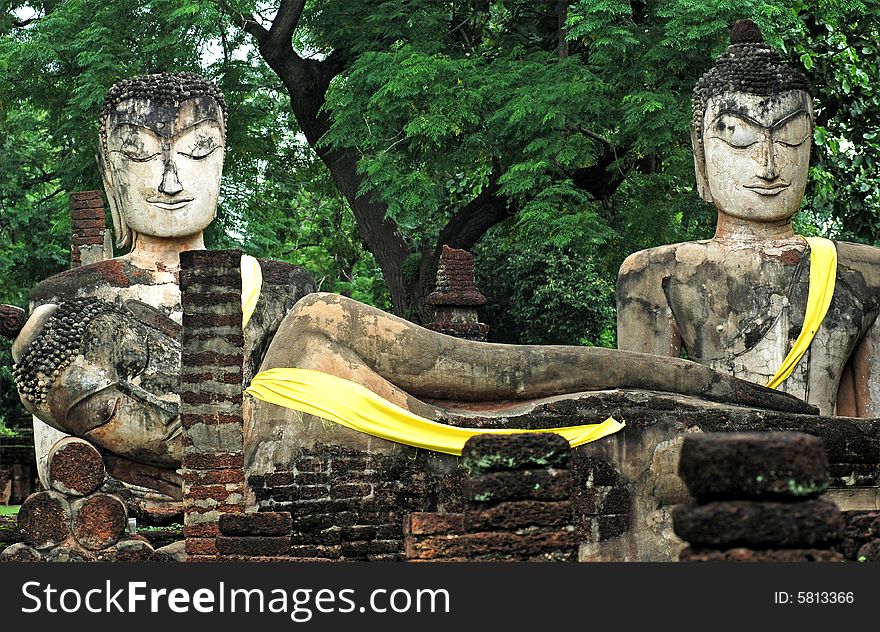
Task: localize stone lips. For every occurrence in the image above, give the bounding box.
[673,499,843,548]
[678,432,829,500]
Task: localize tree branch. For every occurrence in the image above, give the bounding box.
[34,187,63,206]
[437,177,514,251]
[14,17,39,28]
[267,0,306,52]
[576,125,611,146]
[214,0,267,42]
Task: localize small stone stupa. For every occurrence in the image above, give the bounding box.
[426,245,489,341]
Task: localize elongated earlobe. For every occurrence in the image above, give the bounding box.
[98,151,130,249]
[691,129,714,204]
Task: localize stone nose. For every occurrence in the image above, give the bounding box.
[158,154,184,195]
[756,137,779,180]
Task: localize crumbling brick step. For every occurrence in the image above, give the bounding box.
[219,512,292,536]
[673,499,842,548]
[464,469,571,503]
[835,511,880,559]
[464,500,572,531]
[679,432,829,500]
[461,433,570,473]
[216,536,290,556]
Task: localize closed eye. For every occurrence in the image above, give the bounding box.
[773,112,811,147]
[113,150,160,162]
[708,115,763,149]
[177,145,220,160]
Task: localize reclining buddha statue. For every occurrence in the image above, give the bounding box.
[3,70,815,509]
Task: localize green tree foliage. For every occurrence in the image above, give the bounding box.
[784,2,880,243]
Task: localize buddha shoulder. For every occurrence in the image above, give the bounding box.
[835,241,880,288]
[619,240,714,278]
[29,259,170,306]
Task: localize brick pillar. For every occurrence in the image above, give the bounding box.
[179,250,246,561]
[426,245,488,341]
[70,191,111,267]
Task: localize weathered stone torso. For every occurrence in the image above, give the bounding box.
[25,254,316,496]
[618,238,880,415]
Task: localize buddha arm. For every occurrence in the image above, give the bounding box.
[834,245,880,417]
[616,250,683,357]
[266,293,814,414]
[836,319,880,417]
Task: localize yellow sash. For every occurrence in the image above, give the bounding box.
[246,368,625,456]
[765,237,837,389]
[241,254,262,329]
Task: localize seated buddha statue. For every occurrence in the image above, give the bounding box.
[5,69,816,496]
[616,20,880,417]
[5,73,314,505]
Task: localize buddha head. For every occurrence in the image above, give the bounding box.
[99,72,227,249]
[12,298,182,468]
[691,20,813,224]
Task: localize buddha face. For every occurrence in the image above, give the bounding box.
[103,96,225,240]
[701,90,812,223]
[20,309,182,468]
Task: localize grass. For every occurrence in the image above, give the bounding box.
[0,505,20,516]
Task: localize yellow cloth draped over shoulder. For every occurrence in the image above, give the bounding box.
[240,252,623,455]
[765,236,837,389]
[241,254,262,329]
